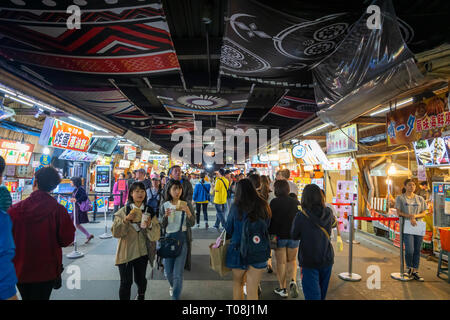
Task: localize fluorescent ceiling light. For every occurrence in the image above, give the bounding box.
[92,135,115,138]
[68,116,108,132]
[34,102,56,112]
[370,98,414,116]
[0,87,16,96]
[118,143,132,146]
[16,94,57,112]
[5,94,33,107]
[303,123,330,136]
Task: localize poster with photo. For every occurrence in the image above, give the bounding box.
[334,180,358,232]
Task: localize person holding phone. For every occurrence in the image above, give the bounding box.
[161,179,195,300]
[395,179,428,281]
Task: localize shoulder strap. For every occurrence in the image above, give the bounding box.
[301,209,330,240]
[178,211,185,233]
[220,178,228,191]
[200,181,209,193]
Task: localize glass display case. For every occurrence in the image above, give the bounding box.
[432,182,450,260]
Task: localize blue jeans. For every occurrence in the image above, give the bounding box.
[163,239,188,300]
[403,233,423,269]
[214,203,227,228]
[301,265,333,300]
[225,196,233,221]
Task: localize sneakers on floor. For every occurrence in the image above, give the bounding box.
[412,271,424,282]
[258,285,262,299]
[403,268,413,279]
[274,288,288,298]
[205,223,209,229]
[193,224,200,229]
[290,280,299,298]
[243,283,247,296]
[169,286,173,297]
[267,265,273,273]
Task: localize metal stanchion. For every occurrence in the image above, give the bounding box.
[90,193,100,224]
[339,203,361,281]
[99,195,112,239]
[67,199,84,259]
[391,217,412,281]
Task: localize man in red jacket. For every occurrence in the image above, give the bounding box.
[8,166,75,300]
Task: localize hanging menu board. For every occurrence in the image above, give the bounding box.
[0,139,34,165]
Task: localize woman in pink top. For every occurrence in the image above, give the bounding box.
[113,173,129,212]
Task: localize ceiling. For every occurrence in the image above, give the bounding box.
[0,0,448,157]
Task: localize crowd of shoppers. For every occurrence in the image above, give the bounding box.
[1,158,431,301]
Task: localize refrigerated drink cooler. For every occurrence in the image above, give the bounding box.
[432,182,450,261]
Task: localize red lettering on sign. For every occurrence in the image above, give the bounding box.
[416,119,423,132]
[437,113,445,127]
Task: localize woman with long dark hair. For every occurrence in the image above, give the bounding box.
[291,184,337,300]
[160,179,195,300]
[270,179,300,298]
[225,178,271,300]
[111,182,160,300]
[259,175,271,202]
[70,177,94,244]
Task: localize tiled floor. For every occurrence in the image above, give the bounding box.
[41,205,450,300]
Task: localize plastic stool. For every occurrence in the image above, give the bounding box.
[437,250,449,283]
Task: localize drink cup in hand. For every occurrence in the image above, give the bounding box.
[141,214,150,228]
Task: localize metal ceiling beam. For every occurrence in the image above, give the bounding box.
[351,116,386,124]
[108,78,149,117]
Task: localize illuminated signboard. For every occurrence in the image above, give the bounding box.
[39,118,93,152]
[124,145,136,161]
[0,139,34,166]
[297,140,329,166]
[326,124,358,155]
[141,150,151,163]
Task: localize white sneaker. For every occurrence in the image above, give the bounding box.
[274,288,288,298]
[169,286,173,297]
[290,281,299,298]
[243,283,247,296]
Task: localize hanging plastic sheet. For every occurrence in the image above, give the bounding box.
[313,0,425,127]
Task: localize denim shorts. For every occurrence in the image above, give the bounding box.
[235,261,268,270]
[277,239,300,249]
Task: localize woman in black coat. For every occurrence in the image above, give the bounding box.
[70,177,94,244]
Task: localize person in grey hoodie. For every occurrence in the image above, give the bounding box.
[291,184,337,300]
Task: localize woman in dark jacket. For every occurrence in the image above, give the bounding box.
[291,184,337,300]
[70,177,94,244]
[225,178,271,300]
[269,180,300,298]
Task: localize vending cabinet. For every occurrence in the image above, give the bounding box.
[432,182,450,259]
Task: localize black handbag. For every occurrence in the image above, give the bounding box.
[157,211,185,259]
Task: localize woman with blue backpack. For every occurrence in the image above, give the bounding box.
[193,172,211,228]
[225,178,271,300]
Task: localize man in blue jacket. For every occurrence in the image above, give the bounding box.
[0,156,17,300]
[193,172,211,229]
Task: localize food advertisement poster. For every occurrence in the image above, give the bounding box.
[413,135,450,167]
[387,93,448,146]
[326,124,358,155]
[445,184,450,215]
[40,118,93,152]
[124,145,136,161]
[0,139,34,166]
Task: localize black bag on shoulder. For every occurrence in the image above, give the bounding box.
[157,211,185,259]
